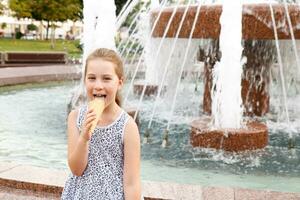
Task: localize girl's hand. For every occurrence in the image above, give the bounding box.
[80,108,96,142]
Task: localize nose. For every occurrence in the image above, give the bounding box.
[94,79,104,90]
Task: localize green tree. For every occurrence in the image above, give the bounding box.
[9,0,32,19]
[9,0,82,44]
[8,0,126,43]
[1,22,7,30]
[0,1,5,15]
[27,23,38,31]
[115,0,128,15]
[72,0,83,21]
[30,0,82,41]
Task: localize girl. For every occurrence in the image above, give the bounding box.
[61,48,141,199]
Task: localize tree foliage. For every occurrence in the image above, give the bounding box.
[0,1,5,15]
[9,0,82,43]
[68,0,83,21]
[9,0,82,22]
[9,0,34,19]
[9,0,129,22]
[115,0,128,15]
[27,23,38,31]
[1,22,7,29]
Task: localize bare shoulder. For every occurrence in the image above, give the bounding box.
[67,109,80,138]
[124,115,139,133]
[68,109,79,125]
[124,115,140,140]
[68,109,79,119]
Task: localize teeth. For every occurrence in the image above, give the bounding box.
[94,94,105,97]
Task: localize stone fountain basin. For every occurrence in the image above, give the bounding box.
[151,3,300,40]
[191,117,268,152]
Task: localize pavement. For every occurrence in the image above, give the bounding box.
[0,161,300,200]
[0,64,82,86]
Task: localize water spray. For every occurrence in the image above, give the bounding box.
[143,128,151,144]
[161,129,169,148]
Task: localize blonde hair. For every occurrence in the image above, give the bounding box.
[84,48,124,106]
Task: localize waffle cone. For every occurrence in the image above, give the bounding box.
[88,98,105,134]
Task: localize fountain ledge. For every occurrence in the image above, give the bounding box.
[0,162,299,200]
[0,64,81,87]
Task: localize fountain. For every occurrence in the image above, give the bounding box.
[121,1,300,151]
[1,0,300,195]
[150,3,300,114]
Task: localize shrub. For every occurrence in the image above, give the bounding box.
[1,22,7,29]
[27,24,38,31]
[74,39,83,51]
[16,31,24,39]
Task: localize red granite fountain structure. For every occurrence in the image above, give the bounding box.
[147,3,300,151]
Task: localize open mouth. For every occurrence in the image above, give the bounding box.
[93,94,106,99]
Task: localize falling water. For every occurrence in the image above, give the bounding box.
[122,37,139,65]
[211,0,244,129]
[123,0,168,106]
[119,1,158,64]
[269,3,291,136]
[132,1,182,120]
[118,4,145,56]
[148,0,193,129]
[116,0,140,30]
[118,1,151,61]
[82,0,117,62]
[282,0,300,78]
[166,2,203,130]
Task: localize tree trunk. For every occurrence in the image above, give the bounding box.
[50,22,55,49]
[72,21,76,36]
[46,21,50,40]
[39,21,44,40]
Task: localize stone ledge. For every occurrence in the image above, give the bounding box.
[0,65,81,86]
[151,4,300,40]
[0,162,299,200]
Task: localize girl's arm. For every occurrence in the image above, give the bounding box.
[67,109,96,176]
[123,117,141,200]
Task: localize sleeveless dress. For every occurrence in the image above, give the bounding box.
[61,105,129,200]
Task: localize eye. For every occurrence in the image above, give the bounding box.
[87,77,96,80]
[103,77,112,81]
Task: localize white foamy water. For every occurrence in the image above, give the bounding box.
[82,0,117,61]
[70,0,117,109]
[211,0,244,129]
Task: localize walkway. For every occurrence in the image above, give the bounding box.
[0,64,81,86]
[0,162,299,200]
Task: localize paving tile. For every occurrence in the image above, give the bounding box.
[0,162,19,173]
[142,181,175,199]
[266,191,300,200]
[0,164,68,187]
[174,184,202,200]
[234,188,266,200]
[142,181,203,200]
[0,186,60,200]
[202,186,234,200]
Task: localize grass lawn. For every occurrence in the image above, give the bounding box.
[0,38,82,59]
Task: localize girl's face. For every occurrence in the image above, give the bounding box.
[85,58,123,108]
